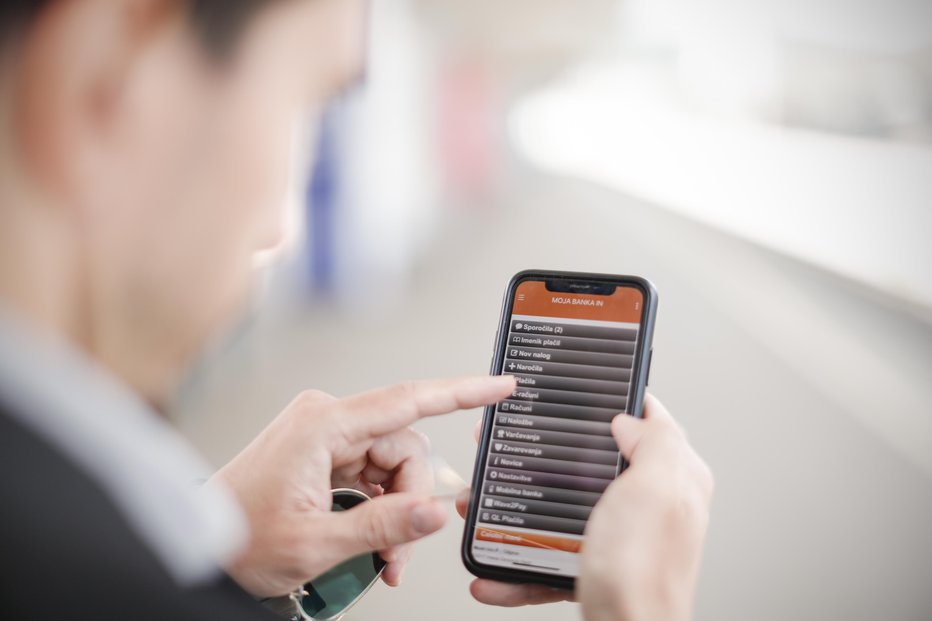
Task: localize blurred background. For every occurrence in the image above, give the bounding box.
[173,0,932,619]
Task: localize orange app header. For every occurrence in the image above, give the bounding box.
[512,280,643,323]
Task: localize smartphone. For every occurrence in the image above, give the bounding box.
[461,270,658,590]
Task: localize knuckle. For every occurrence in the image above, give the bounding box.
[299,388,330,402]
[295,389,335,411]
[397,380,418,399]
[392,380,420,417]
[362,508,394,551]
[679,463,714,526]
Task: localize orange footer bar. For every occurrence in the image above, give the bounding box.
[476,527,582,553]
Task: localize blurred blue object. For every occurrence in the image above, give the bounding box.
[306,106,343,294]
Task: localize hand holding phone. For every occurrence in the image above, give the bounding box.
[458,395,714,621]
[578,395,713,621]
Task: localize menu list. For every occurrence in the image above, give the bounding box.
[476,315,639,540]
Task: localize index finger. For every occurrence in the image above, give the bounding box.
[336,375,516,443]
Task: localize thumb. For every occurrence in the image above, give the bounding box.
[611,412,648,461]
[611,394,678,461]
[317,493,448,564]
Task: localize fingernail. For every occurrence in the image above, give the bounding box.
[411,501,446,535]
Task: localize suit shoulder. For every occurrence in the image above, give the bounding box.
[0,409,276,621]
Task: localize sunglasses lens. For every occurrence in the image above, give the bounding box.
[300,551,386,619]
[299,491,386,620]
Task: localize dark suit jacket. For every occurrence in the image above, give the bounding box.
[0,407,280,620]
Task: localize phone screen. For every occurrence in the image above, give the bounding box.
[468,278,646,579]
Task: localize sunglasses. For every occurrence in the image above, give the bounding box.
[263,459,467,620]
[262,488,385,621]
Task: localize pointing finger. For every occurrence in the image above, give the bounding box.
[336,376,515,444]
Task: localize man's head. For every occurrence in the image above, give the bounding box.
[0,0,367,404]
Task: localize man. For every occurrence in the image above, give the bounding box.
[0,1,713,620]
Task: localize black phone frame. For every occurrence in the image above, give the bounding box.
[460,269,658,591]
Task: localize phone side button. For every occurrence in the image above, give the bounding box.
[646,349,653,386]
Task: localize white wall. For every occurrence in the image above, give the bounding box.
[511,62,932,317]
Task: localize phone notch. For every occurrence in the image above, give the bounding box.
[544,279,617,296]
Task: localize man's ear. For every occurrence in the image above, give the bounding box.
[12,0,185,209]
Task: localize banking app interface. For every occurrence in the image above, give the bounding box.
[470,280,644,578]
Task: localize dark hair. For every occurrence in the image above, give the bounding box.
[1,0,277,55]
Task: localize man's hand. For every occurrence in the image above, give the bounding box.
[579,395,713,621]
[211,375,516,598]
[455,394,713,621]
